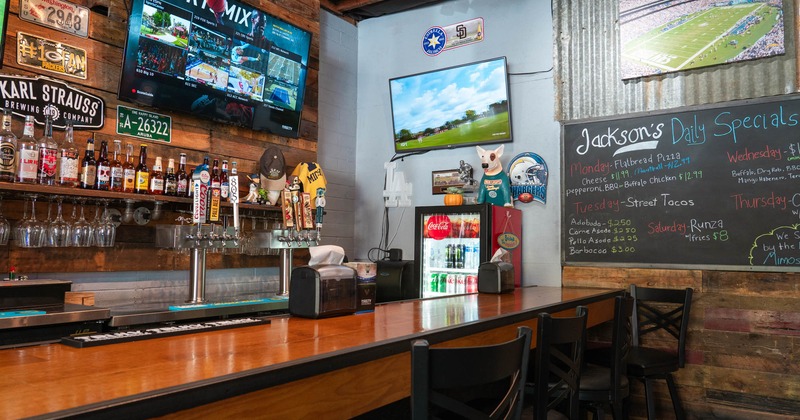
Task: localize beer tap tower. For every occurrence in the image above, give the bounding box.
[254,184,321,295]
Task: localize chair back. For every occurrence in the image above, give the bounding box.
[630,285,693,368]
[411,326,532,420]
[530,306,588,420]
[609,295,635,401]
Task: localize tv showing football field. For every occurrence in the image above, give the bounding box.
[620,0,784,79]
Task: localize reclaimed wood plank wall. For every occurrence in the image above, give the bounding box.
[0,0,320,273]
[564,266,800,419]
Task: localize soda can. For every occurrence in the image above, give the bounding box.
[438,273,448,293]
[429,273,439,293]
[466,274,478,293]
[446,274,456,294]
[456,274,466,294]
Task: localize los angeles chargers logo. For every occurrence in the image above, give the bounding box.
[422,26,446,56]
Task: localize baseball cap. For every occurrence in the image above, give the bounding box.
[260,146,286,191]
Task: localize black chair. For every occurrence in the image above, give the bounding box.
[411,326,532,419]
[527,306,588,420]
[579,295,634,420]
[628,285,693,420]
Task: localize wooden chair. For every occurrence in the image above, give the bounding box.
[628,285,693,420]
[580,295,634,419]
[527,306,588,420]
[411,326,532,419]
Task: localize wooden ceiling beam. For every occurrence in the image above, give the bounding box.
[329,0,385,12]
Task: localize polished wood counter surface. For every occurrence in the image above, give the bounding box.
[0,286,618,419]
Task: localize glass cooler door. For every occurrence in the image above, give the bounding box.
[418,207,484,298]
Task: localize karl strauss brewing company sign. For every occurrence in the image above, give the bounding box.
[0,74,104,129]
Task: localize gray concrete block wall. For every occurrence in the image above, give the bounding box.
[317,11,358,257]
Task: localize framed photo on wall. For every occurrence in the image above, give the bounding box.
[432,169,464,195]
[0,0,8,67]
[620,0,785,79]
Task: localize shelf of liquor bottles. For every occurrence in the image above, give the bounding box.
[0,181,280,212]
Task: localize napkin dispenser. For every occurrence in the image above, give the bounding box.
[477,261,515,294]
[289,265,358,318]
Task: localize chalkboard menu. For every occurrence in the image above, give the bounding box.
[562,95,800,270]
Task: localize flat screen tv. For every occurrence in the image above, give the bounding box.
[119,0,312,138]
[0,0,8,67]
[389,56,512,153]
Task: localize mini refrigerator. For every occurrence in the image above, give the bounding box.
[414,204,522,298]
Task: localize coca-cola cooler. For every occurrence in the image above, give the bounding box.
[414,204,522,298]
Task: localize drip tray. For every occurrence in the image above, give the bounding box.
[0,303,110,329]
[108,297,289,327]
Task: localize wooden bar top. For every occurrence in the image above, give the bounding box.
[0,286,619,419]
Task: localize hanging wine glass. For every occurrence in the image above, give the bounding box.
[94,200,116,248]
[47,196,71,247]
[15,194,46,248]
[70,199,93,247]
[0,195,10,246]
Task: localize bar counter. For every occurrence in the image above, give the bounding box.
[0,286,619,419]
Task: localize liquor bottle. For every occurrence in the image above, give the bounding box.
[176,153,189,197]
[57,121,79,187]
[134,144,149,194]
[16,116,39,184]
[220,160,230,202]
[109,139,124,192]
[0,108,18,182]
[194,156,210,186]
[37,115,58,186]
[122,142,136,193]
[210,158,221,191]
[164,158,177,196]
[94,140,111,191]
[79,137,97,189]
[149,156,164,195]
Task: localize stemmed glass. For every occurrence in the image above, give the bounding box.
[70,199,93,247]
[15,194,46,248]
[46,196,72,247]
[0,195,10,246]
[94,200,116,247]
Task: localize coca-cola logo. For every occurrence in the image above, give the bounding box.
[426,215,452,240]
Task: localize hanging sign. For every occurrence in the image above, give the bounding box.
[17,31,87,79]
[19,0,90,38]
[423,17,484,56]
[508,152,549,204]
[116,105,172,143]
[0,73,104,128]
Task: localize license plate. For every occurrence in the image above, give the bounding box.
[116,105,172,143]
[16,32,87,79]
[19,0,90,38]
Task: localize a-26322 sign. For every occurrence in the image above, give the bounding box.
[0,74,104,128]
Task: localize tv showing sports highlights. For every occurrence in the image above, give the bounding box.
[0,0,9,67]
[389,56,512,153]
[621,0,785,79]
[119,0,312,138]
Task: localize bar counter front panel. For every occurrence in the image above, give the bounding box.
[0,286,619,419]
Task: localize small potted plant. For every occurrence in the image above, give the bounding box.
[444,186,464,206]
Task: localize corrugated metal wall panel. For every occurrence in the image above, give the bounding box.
[553,0,797,122]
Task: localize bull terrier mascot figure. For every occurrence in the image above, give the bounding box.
[476,145,513,207]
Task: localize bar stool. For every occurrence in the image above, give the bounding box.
[628,285,693,420]
[526,306,588,420]
[579,295,634,419]
[410,326,532,419]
